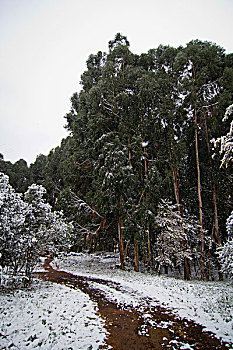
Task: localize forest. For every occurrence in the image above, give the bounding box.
[1,33,233,284]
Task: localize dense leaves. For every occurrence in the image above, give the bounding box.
[217,211,233,278]
[0,173,73,287]
[1,34,232,280]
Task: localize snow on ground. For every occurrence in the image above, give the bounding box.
[1,251,233,349]
[57,252,233,345]
[0,278,108,350]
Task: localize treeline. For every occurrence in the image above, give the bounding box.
[1,34,233,280]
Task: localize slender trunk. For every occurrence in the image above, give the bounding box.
[170,149,191,280]
[172,163,180,207]
[88,237,94,253]
[143,149,147,176]
[118,216,125,270]
[134,236,139,272]
[203,112,223,280]
[124,240,130,258]
[184,255,190,280]
[128,137,132,168]
[142,139,151,269]
[213,184,220,246]
[142,137,148,176]
[146,228,151,269]
[213,183,223,280]
[194,108,205,280]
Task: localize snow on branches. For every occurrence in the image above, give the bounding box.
[217,211,233,278]
[212,104,233,278]
[0,173,73,288]
[154,199,201,273]
[212,104,233,167]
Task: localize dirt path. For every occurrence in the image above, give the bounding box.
[35,259,232,350]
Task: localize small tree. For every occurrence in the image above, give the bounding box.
[217,211,233,278]
[24,183,73,259]
[94,133,135,269]
[0,173,73,288]
[154,199,201,277]
[0,173,29,280]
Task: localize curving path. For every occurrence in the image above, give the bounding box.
[35,258,232,350]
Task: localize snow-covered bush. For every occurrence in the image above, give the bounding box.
[154,199,201,274]
[217,211,233,278]
[0,173,30,286]
[226,210,233,237]
[0,173,73,288]
[24,184,73,255]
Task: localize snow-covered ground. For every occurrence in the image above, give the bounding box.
[57,252,233,344]
[1,252,233,349]
[0,278,108,350]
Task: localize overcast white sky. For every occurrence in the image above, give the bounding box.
[1,0,233,165]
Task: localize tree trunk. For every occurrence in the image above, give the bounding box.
[146,228,151,269]
[124,240,130,258]
[170,157,191,280]
[203,112,223,281]
[134,236,139,272]
[184,255,191,280]
[194,108,205,280]
[213,183,223,280]
[118,216,125,269]
[128,137,132,168]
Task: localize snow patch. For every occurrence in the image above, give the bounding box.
[57,252,233,344]
[0,279,108,349]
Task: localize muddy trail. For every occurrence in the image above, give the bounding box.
[35,259,231,350]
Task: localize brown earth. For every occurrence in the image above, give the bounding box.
[35,258,232,350]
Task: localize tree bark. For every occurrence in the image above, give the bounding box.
[146,228,151,269]
[194,108,205,280]
[124,239,130,258]
[213,183,223,280]
[118,216,125,269]
[170,154,190,280]
[203,112,223,280]
[134,236,139,272]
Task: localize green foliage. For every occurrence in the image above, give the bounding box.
[1,35,232,279]
[0,173,73,288]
